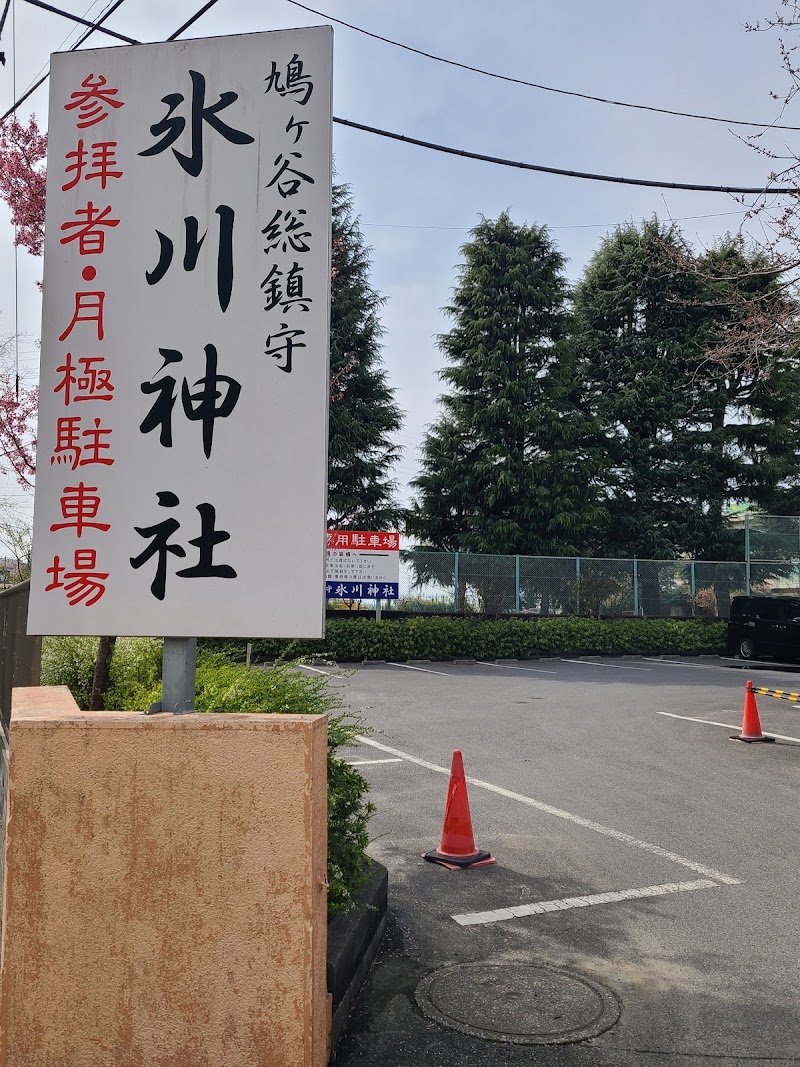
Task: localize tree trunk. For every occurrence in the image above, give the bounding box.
[89,636,117,711]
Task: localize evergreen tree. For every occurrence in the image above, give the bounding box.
[691,237,800,526]
[408,213,604,557]
[327,182,403,528]
[573,220,707,560]
[574,221,800,565]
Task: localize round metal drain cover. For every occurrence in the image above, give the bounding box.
[415,961,620,1045]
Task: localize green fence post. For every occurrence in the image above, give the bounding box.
[633,558,639,616]
[690,560,696,616]
[453,551,459,613]
[515,555,521,613]
[745,513,751,595]
[576,557,581,616]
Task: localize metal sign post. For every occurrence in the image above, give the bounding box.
[162,638,197,712]
[148,638,196,713]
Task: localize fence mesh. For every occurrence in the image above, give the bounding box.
[374,551,778,619]
[325,516,800,618]
[748,515,800,563]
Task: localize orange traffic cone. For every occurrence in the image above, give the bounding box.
[731,681,776,743]
[423,750,497,869]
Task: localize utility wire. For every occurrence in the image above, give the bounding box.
[17,1,116,108]
[71,0,128,48]
[21,0,134,41]
[362,209,750,232]
[284,0,800,133]
[334,116,797,195]
[1,0,221,121]
[167,0,221,41]
[3,0,797,194]
[2,0,131,120]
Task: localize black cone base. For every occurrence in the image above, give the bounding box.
[423,848,494,869]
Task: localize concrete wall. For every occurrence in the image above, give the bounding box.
[0,687,328,1067]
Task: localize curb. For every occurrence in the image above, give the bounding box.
[327,859,388,1053]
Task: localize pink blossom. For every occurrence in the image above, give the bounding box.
[0,368,37,487]
[0,116,44,485]
[0,115,46,258]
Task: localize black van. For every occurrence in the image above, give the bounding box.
[727,595,800,660]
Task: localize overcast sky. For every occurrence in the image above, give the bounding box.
[0,0,794,516]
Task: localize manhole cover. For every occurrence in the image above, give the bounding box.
[415,961,620,1045]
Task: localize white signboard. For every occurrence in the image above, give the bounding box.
[29,28,333,637]
[325,531,400,600]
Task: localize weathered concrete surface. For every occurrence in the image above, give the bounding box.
[0,687,328,1067]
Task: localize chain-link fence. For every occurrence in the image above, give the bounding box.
[324,514,800,619]
[388,552,755,619]
[746,514,800,563]
[743,514,800,599]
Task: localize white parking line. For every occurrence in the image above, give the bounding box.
[452,878,720,926]
[347,758,404,766]
[387,662,453,677]
[658,711,800,744]
[560,659,652,671]
[354,736,741,885]
[642,659,733,671]
[298,663,335,676]
[476,661,558,675]
[643,658,789,675]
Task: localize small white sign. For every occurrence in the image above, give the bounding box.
[325,531,399,599]
[29,28,333,638]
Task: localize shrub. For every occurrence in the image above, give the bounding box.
[201,616,726,663]
[41,636,163,711]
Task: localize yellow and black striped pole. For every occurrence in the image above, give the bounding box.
[753,685,800,704]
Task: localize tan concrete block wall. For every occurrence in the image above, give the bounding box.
[0,688,328,1067]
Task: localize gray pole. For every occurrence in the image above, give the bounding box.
[161,638,197,713]
[745,513,751,596]
[453,551,460,614]
[633,558,639,616]
[690,560,696,617]
[515,554,520,613]
[575,557,581,616]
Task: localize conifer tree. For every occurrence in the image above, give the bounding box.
[409,213,604,556]
[573,221,800,565]
[327,182,403,528]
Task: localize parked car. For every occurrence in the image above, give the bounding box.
[727,595,800,660]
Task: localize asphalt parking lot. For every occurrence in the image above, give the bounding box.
[311,655,800,1066]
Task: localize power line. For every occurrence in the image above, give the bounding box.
[21,0,134,42]
[4,1,797,195]
[26,0,114,83]
[284,0,800,133]
[167,0,221,41]
[1,0,221,121]
[66,0,129,48]
[334,116,797,195]
[2,0,131,120]
[362,209,750,233]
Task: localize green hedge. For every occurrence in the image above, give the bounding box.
[203,616,726,662]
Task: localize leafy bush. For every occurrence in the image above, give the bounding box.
[41,636,162,709]
[202,616,726,662]
[41,640,372,916]
[41,635,97,709]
